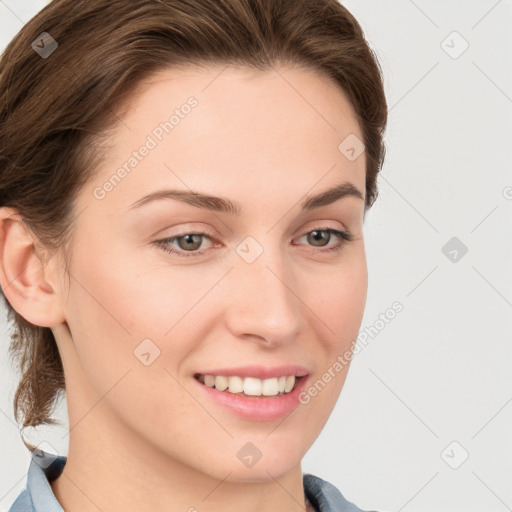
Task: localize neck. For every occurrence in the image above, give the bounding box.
[51,411,310,512]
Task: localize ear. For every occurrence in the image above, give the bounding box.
[0,207,66,327]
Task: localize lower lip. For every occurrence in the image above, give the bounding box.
[193,376,309,421]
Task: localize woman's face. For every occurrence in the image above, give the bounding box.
[52,64,368,481]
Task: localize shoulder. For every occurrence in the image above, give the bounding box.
[303,473,381,512]
[6,451,66,512]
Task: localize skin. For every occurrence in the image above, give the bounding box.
[0,64,368,512]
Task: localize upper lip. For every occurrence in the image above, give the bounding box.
[194,365,309,380]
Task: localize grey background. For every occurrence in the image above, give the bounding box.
[1,1,511,511]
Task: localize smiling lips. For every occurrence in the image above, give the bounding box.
[195,373,299,397]
[193,364,309,398]
[194,366,310,420]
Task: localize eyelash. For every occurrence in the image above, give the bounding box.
[153,227,354,259]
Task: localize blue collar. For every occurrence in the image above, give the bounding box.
[9,450,374,512]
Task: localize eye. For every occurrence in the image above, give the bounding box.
[154,231,214,258]
[153,227,354,258]
[294,227,354,254]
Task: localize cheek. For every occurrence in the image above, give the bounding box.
[69,248,200,340]
[303,248,368,345]
[294,254,367,413]
[63,246,221,396]
[62,254,205,438]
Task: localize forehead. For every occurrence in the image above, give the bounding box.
[120,63,361,134]
[82,63,366,215]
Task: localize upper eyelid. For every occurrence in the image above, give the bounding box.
[159,226,350,252]
[154,225,353,260]
[159,218,350,238]
[163,224,346,241]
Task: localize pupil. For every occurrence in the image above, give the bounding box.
[310,230,328,246]
[180,234,201,250]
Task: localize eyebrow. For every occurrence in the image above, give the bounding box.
[128,181,364,214]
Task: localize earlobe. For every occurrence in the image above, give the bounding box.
[0,207,66,328]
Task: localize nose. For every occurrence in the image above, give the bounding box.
[223,246,302,348]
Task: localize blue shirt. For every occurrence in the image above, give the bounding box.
[8,451,378,512]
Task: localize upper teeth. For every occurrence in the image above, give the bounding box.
[198,374,296,396]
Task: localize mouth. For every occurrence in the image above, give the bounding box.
[194,373,305,398]
[192,368,311,421]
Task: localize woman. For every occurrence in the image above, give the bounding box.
[0,0,387,511]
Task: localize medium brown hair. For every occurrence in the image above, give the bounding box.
[0,0,387,450]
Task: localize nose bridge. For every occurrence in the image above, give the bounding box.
[226,237,301,342]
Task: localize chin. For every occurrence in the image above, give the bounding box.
[186,438,307,483]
